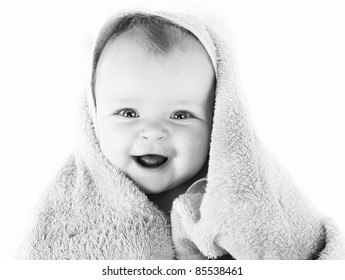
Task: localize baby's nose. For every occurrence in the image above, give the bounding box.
[139,123,168,142]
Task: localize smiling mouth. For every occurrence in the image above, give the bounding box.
[133,155,169,169]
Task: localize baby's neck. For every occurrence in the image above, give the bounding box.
[147,180,191,214]
[147,161,208,214]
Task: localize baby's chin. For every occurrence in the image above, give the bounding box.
[134,174,198,195]
[134,179,177,194]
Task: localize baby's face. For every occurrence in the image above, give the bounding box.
[95,34,215,194]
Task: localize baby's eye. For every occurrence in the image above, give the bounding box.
[171,111,193,120]
[115,108,139,118]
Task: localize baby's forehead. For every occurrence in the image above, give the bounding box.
[100,30,209,62]
[95,32,215,111]
[96,32,215,89]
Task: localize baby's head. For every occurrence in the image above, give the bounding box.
[93,14,215,194]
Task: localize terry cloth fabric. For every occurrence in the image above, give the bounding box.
[17,9,345,260]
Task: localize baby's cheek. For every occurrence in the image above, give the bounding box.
[180,130,209,161]
[98,126,129,161]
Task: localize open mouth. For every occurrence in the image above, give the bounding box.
[133,154,169,169]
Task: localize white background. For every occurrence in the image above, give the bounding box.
[0,0,344,260]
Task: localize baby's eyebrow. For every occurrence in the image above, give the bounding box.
[108,96,138,103]
[173,100,203,108]
[109,96,201,105]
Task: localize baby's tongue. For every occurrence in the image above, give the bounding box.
[137,155,167,167]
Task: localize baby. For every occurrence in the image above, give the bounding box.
[19,10,344,260]
[93,15,215,212]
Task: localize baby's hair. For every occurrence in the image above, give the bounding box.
[92,13,196,105]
